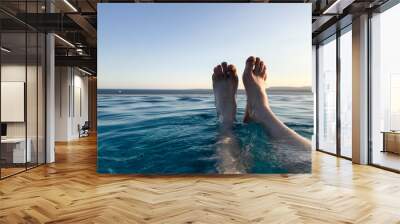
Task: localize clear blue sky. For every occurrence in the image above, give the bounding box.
[98,3,311,89]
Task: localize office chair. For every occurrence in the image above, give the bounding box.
[79,121,90,138]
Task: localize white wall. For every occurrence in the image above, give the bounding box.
[1,65,27,142]
[1,82,25,122]
[77,72,89,139]
[72,73,89,138]
[1,65,39,138]
[55,66,70,141]
[1,63,46,164]
[55,67,89,141]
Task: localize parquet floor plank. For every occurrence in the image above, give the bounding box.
[1,135,399,223]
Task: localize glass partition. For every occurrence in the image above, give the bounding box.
[1,31,28,177]
[0,1,46,179]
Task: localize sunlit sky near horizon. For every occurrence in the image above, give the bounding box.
[98,3,312,89]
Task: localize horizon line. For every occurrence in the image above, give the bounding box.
[97,86,312,90]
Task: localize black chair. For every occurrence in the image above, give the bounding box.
[78,121,90,138]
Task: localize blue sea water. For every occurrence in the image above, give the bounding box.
[97,90,313,174]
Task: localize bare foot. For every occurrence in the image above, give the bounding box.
[242,56,269,123]
[212,62,238,127]
[213,62,245,173]
[242,56,311,148]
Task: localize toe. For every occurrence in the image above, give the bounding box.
[221,62,228,74]
[227,64,237,77]
[221,62,228,78]
[261,65,267,80]
[213,65,224,80]
[254,57,261,74]
[245,56,256,72]
[228,64,238,87]
[256,61,264,76]
[216,65,223,75]
[213,66,218,75]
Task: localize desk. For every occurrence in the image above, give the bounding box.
[382,131,400,154]
[1,138,31,163]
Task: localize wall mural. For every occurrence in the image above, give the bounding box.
[97,3,313,174]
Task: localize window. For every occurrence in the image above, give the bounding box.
[370,3,400,171]
[339,28,352,158]
[317,36,337,154]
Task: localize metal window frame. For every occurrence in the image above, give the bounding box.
[315,23,353,161]
[315,0,400,172]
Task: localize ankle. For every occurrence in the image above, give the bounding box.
[218,107,236,124]
[248,93,269,111]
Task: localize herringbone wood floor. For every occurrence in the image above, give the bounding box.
[1,135,400,224]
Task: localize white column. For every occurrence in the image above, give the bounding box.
[352,14,369,164]
[46,33,55,163]
[45,0,55,163]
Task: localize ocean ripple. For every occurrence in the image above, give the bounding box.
[97,93,313,174]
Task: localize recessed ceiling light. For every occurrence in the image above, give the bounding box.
[78,67,93,76]
[54,34,75,48]
[1,47,11,53]
[323,0,354,15]
[63,0,78,12]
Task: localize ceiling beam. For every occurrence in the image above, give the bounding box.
[322,0,356,14]
[55,55,96,73]
[67,13,97,43]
